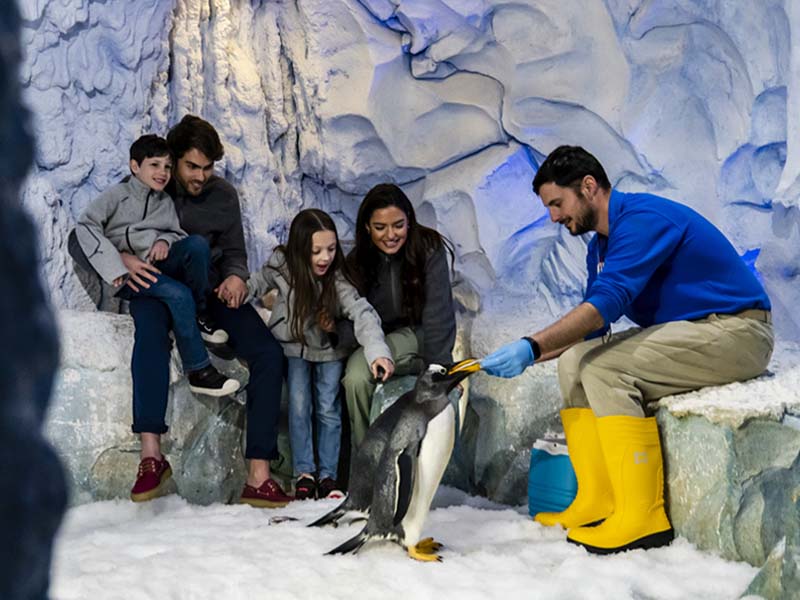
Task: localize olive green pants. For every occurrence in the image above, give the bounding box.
[342,327,421,446]
[558,312,774,417]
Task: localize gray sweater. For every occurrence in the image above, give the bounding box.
[76,176,186,284]
[247,249,391,364]
[170,176,249,288]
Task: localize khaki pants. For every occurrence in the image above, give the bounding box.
[558,312,774,417]
[342,327,421,445]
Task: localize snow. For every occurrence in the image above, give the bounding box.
[51,488,756,600]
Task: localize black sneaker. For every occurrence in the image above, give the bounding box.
[197,313,228,345]
[187,365,240,396]
[294,475,317,500]
[318,477,344,500]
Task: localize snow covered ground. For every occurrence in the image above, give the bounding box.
[51,487,757,600]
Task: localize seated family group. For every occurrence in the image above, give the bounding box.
[74,115,457,507]
[73,114,774,556]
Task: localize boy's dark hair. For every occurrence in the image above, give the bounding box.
[166,114,224,162]
[129,134,172,166]
[532,145,611,195]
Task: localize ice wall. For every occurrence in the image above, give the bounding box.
[18,0,800,341]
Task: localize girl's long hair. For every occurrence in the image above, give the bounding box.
[275,209,352,345]
[348,183,453,324]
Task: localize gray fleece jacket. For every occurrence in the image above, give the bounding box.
[76,176,186,284]
[355,244,455,366]
[247,249,391,364]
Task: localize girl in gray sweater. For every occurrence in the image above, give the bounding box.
[247,209,394,499]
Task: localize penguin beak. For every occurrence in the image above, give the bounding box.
[444,359,480,392]
[447,358,481,376]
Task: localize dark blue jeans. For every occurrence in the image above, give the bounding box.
[118,235,211,372]
[130,295,285,461]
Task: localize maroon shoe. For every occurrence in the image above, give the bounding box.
[130,456,173,502]
[240,478,293,508]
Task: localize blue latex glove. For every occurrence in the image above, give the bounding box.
[481,339,535,378]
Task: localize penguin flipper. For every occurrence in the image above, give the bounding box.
[308,494,350,528]
[393,444,419,526]
[326,526,368,556]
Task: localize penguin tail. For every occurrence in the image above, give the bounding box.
[326,526,368,556]
[308,495,349,528]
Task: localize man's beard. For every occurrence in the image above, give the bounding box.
[569,191,597,236]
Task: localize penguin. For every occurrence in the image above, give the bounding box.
[312,358,480,561]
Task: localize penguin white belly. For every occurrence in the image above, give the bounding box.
[400,403,455,547]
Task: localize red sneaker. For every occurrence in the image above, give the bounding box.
[240,478,294,508]
[130,456,173,502]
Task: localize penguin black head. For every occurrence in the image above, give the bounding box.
[415,359,480,399]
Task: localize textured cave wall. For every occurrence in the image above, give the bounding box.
[18,0,800,340]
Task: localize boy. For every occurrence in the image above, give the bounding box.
[76,134,239,399]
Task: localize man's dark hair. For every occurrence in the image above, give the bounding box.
[166,114,224,162]
[129,134,172,166]
[532,145,611,195]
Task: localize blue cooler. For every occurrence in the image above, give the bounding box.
[528,438,577,518]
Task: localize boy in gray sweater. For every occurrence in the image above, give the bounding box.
[77,134,239,397]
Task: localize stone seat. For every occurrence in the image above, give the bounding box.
[48,309,293,506]
[652,348,800,596]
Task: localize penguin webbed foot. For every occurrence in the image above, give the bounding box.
[416,537,443,553]
[407,537,444,562]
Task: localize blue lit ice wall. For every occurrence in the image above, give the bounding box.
[18,0,800,340]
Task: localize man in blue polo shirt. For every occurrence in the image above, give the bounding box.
[482,145,774,554]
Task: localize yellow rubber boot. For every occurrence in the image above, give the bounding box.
[534,408,613,528]
[567,416,674,554]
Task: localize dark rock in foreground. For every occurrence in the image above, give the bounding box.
[0,2,67,598]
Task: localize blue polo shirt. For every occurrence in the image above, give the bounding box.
[584,190,770,333]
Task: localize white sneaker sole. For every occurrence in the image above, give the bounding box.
[189,378,240,397]
[201,330,229,344]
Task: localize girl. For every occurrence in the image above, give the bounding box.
[343,183,457,446]
[247,209,394,499]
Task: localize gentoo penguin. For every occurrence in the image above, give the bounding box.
[314,358,480,561]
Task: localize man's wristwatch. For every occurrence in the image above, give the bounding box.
[522,336,541,361]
